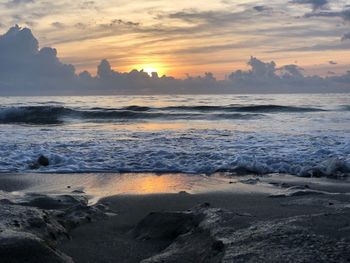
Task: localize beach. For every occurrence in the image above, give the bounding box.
[1,1,350,260]
[0,94,349,262]
[0,172,349,262]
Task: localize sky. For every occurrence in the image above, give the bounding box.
[0,0,350,80]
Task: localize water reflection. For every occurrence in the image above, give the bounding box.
[4,173,278,204]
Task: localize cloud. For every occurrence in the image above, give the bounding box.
[290,0,329,11]
[253,6,271,12]
[163,7,273,28]
[6,0,34,8]
[0,25,349,95]
[51,22,65,29]
[304,8,350,22]
[269,40,350,52]
[0,25,77,94]
[342,32,350,41]
[227,57,335,93]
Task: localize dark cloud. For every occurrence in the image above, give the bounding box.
[51,22,65,29]
[0,25,77,94]
[299,8,350,41]
[329,60,337,65]
[164,8,270,28]
[0,25,349,95]
[100,19,140,29]
[304,9,350,22]
[290,0,329,11]
[6,0,34,8]
[227,57,334,93]
[167,10,237,25]
[253,6,271,12]
[269,40,350,52]
[342,32,350,41]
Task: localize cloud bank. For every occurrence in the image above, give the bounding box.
[0,25,349,95]
[290,0,329,11]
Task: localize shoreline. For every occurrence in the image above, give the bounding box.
[0,173,349,262]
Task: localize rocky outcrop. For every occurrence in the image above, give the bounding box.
[0,193,109,263]
[137,204,350,263]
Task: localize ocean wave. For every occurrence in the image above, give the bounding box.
[0,106,262,124]
[165,105,326,112]
[0,106,66,124]
[340,105,350,111]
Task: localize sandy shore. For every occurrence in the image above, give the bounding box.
[0,173,349,262]
[58,192,350,263]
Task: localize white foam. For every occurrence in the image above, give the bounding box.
[0,94,349,177]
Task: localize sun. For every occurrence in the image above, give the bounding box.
[134,62,166,77]
[143,67,158,77]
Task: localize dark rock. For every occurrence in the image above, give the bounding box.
[0,199,13,205]
[21,194,88,210]
[0,230,73,263]
[59,204,107,229]
[140,206,227,263]
[38,155,49,167]
[133,212,199,240]
[240,178,260,185]
[29,155,49,169]
[212,240,225,252]
[201,202,211,208]
[71,190,85,194]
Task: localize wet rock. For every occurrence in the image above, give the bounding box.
[212,240,225,252]
[29,155,49,169]
[133,211,199,240]
[0,199,13,205]
[71,190,85,194]
[140,204,350,262]
[21,194,88,210]
[269,187,326,198]
[142,229,224,263]
[56,204,108,229]
[223,212,350,262]
[0,193,109,263]
[38,155,49,167]
[0,203,68,242]
[239,178,260,185]
[0,230,73,263]
[139,205,237,263]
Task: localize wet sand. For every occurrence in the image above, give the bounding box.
[0,173,350,262]
[59,179,350,263]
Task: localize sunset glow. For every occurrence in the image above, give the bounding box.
[0,0,349,80]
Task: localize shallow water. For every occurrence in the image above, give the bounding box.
[0,173,280,204]
[1,173,349,205]
[0,94,349,176]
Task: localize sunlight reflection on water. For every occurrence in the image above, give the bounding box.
[0,173,278,204]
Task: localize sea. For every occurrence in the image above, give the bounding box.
[0,94,349,177]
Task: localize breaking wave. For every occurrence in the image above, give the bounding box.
[0,94,349,177]
[164,105,326,112]
[0,105,265,124]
